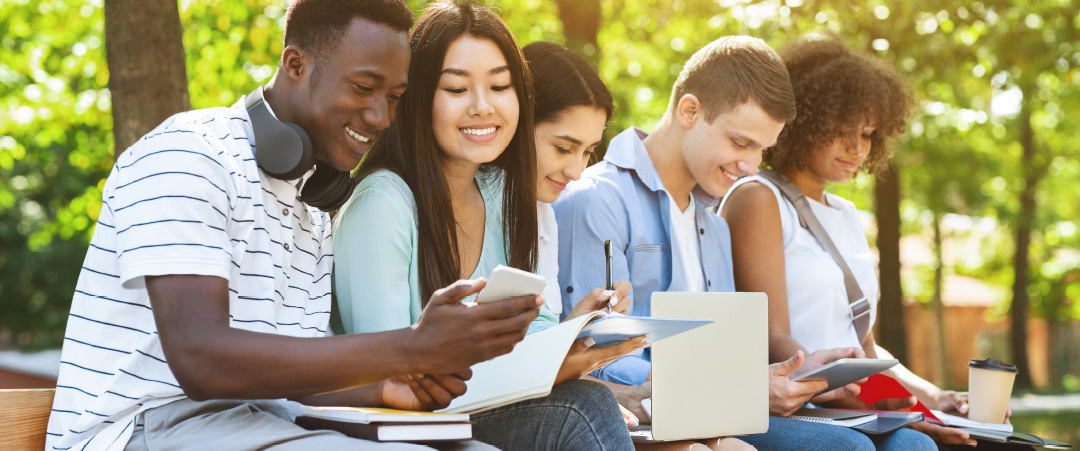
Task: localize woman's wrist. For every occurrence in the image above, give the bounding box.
[908,382,942,409]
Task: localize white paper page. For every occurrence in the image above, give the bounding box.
[298,406,470,423]
[576,316,712,347]
[439,314,597,413]
[931,410,1014,432]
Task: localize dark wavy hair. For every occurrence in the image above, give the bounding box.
[523,41,614,124]
[765,37,913,175]
[355,0,538,305]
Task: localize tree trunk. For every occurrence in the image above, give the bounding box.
[1010,92,1037,389]
[931,212,950,387]
[874,162,908,364]
[105,0,190,158]
[554,0,602,67]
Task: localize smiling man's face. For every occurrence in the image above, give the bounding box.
[682,100,785,197]
[296,17,411,172]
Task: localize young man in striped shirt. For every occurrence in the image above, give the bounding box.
[45,1,577,449]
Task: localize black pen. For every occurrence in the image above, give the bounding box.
[604,240,613,313]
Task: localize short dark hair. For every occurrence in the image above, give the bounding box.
[523,41,614,124]
[765,37,913,175]
[284,0,414,58]
[670,36,796,124]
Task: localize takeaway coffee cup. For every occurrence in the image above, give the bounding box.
[967,358,1017,424]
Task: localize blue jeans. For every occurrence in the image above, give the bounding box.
[870,427,938,450]
[470,379,633,451]
[741,417,935,451]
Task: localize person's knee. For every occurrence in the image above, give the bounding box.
[551,379,620,414]
[548,379,626,437]
[756,417,873,451]
[829,427,874,451]
[884,428,936,451]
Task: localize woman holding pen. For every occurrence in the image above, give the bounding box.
[523,41,633,321]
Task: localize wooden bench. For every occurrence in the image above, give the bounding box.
[0,389,55,451]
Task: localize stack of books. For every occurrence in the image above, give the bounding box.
[295,406,472,442]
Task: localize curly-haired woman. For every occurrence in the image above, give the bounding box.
[720,37,960,448]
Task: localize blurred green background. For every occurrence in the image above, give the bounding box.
[1,0,1078,440]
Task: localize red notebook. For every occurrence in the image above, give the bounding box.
[857,374,941,423]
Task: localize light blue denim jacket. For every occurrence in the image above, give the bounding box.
[552,127,736,386]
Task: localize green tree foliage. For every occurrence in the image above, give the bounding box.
[3,0,1079,389]
[0,0,113,349]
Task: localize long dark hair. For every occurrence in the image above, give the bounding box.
[523,41,614,124]
[355,0,538,305]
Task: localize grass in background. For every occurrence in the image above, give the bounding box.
[1008,410,1080,446]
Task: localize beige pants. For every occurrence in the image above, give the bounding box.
[124,398,497,451]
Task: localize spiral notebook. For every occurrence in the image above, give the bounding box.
[790,408,876,427]
[791,409,925,435]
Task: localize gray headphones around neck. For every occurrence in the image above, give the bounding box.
[245,86,354,212]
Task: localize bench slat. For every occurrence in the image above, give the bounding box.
[0,389,56,451]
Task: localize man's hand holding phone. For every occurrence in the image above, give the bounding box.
[410,278,542,375]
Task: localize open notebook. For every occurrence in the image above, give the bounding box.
[930,410,1013,433]
[438,311,710,413]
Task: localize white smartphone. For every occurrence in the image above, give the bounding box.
[473,265,547,304]
[789,358,899,393]
[640,398,652,418]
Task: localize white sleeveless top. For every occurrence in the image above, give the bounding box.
[722,175,878,352]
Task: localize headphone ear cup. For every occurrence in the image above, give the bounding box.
[247,86,315,180]
[257,122,314,180]
[300,163,355,212]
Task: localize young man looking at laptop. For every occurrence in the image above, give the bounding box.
[44,1,612,450]
[554,36,881,450]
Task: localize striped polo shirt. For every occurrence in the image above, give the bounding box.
[45,96,333,451]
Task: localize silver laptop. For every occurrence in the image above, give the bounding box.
[631,292,769,442]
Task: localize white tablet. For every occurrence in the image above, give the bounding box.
[474,265,547,304]
[789,358,899,393]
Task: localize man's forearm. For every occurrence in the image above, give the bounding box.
[166,325,425,401]
[148,274,436,402]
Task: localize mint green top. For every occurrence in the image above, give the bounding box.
[333,169,558,335]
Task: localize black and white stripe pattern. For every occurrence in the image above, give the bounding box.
[46,100,333,451]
